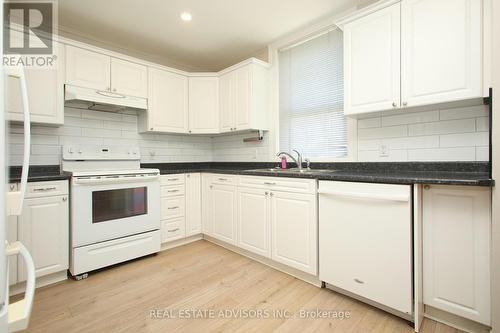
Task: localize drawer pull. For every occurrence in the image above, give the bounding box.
[218,178,228,181]
[167,189,179,193]
[354,278,364,284]
[33,187,57,192]
[264,182,276,185]
[168,228,180,233]
[167,206,179,210]
[167,178,179,181]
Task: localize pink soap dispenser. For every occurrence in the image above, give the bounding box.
[281,156,288,169]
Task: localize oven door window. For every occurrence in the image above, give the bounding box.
[92,187,148,223]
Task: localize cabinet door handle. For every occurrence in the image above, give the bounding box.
[218,178,228,181]
[265,191,269,195]
[167,189,179,193]
[392,102,397,107]
[354,278,364,284]
[168,228,180,233]
[402,101,408,106]
[33,187,57,192]
[62,197,68,202]
[270,192,274,197]
[168,206,179,210]
[167,178,179,181]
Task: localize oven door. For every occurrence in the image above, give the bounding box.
[70,174,160,247]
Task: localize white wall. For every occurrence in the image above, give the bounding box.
[212,132,271,162]
[357,102,489,161]
[8,108,213,166]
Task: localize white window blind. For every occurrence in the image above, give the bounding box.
[279,28,347,159]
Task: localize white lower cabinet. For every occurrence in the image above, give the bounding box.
[160,174,186,243]
[8,180,69,286]
[271,191,317,275]
[423,185,491,325]
[185,173,202,236]
[212,184,238,245]
[18,195,69,280]
[237,187,270,258]
[201,174,214,236]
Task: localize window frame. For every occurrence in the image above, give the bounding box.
[268,24,357,162]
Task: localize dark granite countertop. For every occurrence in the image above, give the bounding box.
[8,165,70,183]
[142,162,494,187]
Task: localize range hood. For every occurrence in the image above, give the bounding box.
[64,85,147,112]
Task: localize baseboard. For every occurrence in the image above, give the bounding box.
[160,234,203,251]
[203,235,321,287]
[424,305,491,333]
[10,270,68,296]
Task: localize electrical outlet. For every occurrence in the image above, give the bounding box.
[379,144,389,157]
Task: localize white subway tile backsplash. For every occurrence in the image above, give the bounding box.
[408,147,476,161]
[381,110,439,127]
[358,125,408,140]
[476,117,489,132]
[408,118,475,136]
[358,102,489,161]
[440,132,489,148]
[439,105,488,120]
[357,117,381,129]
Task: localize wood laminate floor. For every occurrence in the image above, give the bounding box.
[17,240,463,333]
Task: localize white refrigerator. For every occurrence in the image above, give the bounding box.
[1,2,37,330]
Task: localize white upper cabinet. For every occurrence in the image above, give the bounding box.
[65,45,111,91]
[66,45,148,98]
[401,0,482,107]
[188,77,219,133]
[423,185,491,325]
[139,67,188,133]
[341,0,486,116]
[5,43,65,125]
[343,2,401,115]
[110,58,148,98]
[218,60,269,133]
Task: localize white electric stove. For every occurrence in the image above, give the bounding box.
[62,145,161,279]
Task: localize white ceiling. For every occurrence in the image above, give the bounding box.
[58,0,358,71]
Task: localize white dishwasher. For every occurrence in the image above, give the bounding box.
[319,181,413,315]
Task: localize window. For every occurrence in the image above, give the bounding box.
[279,28,347,159]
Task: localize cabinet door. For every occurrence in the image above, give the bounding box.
[18,196,69,281]
[212,184,237,245]
[401,0,482,107]
[5,43,64,125]
[110,58,148,98]
[219,72,234,132]
[185,173,202,236]
[423,185,491,325]
[270,191,317,274]
[343,2,401,115]
[148,68,188,133]
[201,174,214,236]
[188,77,219,134]
[237,187,270,258]
[234,66,251,130]
[65,45,111,91]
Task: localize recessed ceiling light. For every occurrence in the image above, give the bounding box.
[180,12,192,21]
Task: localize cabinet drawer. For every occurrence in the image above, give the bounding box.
[161,218,186,243]
[26,180,69,198]
[211,174,237,185]
[239,176,316,194]
[161,185,185,197]
[160,174,185,186]
[161,196,185,219]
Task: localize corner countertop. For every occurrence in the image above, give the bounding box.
[8,165,71,183]
[142,162,494,187]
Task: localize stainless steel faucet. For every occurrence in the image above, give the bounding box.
[277,150,303,170]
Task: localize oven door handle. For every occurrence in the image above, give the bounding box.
[73,175,159,185]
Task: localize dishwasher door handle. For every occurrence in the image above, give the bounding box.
[318,190,409,202]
